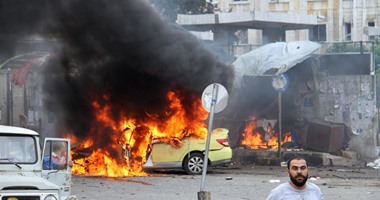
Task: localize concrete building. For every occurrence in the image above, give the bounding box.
[177,0,380,54]
[177,0,380,159]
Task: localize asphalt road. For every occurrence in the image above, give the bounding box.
[71,164,380,200]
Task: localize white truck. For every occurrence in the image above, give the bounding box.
[0,125,75,200]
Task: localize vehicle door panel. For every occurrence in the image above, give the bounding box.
[42,138,72,199]
[151,138,189,163]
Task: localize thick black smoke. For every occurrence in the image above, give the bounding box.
[0,0,234,137]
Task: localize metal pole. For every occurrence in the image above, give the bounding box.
[378,108,380,146]
[200,83,219,192]
[278,92,282,158]
[6,68,13,126]
[371,41,375,73]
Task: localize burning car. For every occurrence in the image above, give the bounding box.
[0,125,74,200]
[143,128,232,175]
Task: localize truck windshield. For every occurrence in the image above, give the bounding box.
[0,135,37,164]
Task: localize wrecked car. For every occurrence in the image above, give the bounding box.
[0,125,74,200]
[143,128,232,175]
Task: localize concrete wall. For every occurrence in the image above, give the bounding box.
[292,65,378,159]
[286,29,309,41]
[293,53,378,158]
[247,29,262,45]
[319,75,377,158]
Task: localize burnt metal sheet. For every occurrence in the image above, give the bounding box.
[306,119,345,153]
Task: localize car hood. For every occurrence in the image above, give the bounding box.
[0,174,60,190]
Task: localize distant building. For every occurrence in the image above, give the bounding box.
[177,0,380,55]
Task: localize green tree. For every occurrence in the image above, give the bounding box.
[149,0,214,23]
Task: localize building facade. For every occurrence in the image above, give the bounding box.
[178,0,380,52]
[177,0,380,159]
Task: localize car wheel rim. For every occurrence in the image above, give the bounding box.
[189,156,203,173]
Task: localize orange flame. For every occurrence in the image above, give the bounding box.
[241,116,292,149]
[69,91,208,177]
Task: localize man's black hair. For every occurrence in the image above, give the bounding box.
[287,155,308,169]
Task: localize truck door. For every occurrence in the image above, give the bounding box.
[42,138,72,199]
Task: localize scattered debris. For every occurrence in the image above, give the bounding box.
[310,177,318,181]
[366,158,380,169]
[341,150,357,159]
[335,169,366,174]
[332,174,348,180]
[268,179,280,183]
[309,176,320,181]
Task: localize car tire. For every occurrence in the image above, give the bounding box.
[184,152,204,175]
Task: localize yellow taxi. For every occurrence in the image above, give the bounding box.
[143,128,232,175]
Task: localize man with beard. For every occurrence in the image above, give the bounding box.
[267,155,324,200]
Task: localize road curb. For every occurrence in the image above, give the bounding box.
[232,149,361,167]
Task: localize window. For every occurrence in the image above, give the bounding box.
[43,141,70,170]
[344,23,351,41]
[368,22,375,41]
[0,135,37,164]
[311,25,326,42]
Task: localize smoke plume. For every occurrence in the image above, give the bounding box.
[0,0,234,137]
